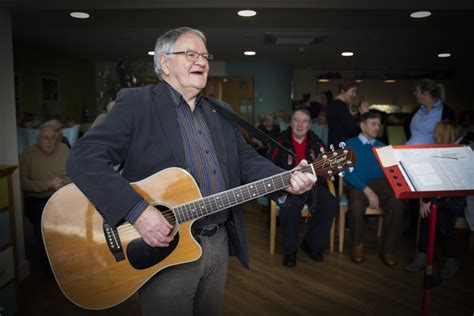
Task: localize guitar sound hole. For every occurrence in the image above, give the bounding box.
[127,204,180,270]
[154,204,178,236]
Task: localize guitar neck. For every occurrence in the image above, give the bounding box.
[174,166,308,224]
[173,147,354,224]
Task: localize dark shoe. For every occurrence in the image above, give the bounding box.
[381,253,397,267]
[440,258,458,279]
[282,252,297,267]
[351,244,364,263]
[301,241,324,262]
[405,252,426,272]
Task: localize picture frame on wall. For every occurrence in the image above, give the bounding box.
[41,76,60,103]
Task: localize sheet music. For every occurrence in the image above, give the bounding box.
[397,147,474,192]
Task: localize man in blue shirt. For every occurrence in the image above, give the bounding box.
[344,111,404,266]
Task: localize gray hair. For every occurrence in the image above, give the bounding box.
[153,27,207,78]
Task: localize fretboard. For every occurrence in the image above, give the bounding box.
[173,165,313,224]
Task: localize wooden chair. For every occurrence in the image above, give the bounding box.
[337,179,384,252]
[455,217,474,251]
[269,179,336,254]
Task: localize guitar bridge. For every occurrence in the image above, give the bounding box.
[103,222,125,262]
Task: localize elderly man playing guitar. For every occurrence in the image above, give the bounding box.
[54,27,322,315]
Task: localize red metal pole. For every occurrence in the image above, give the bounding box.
[422,202,438,316]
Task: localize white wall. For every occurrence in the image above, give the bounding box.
[0,9,29,279]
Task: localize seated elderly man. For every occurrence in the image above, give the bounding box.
[20,123,70,267]
[271,108,338,267]
[344,111,404,266]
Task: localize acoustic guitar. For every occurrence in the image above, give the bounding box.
[42,147,355,310]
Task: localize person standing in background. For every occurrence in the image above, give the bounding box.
[405,79,455,145]
[405,120,465,279]
[327,79,369,147]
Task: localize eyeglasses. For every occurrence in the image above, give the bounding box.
[166,50,214,62]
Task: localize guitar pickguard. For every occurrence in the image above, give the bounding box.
[126,233,180,269]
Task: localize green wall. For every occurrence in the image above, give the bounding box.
[225,61,292,122]
[14,44,96,124]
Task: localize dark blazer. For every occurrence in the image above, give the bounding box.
[67,83,284,268]
[326,99,360,147]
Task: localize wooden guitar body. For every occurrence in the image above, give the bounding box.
[42,168,202,310]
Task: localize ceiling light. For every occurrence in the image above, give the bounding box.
[385,79,396,84]
[341,52,354,57]
[438,53,451,58]
[318,79,329,83]
[147,51,154,56]
[355,79,363,83]
[244,51,256,56]
[70,12,90,19]
[410,11,431,18]
[238,10,257,17]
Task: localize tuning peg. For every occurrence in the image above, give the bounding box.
[320,147,325,153]
[338,171,345,177]
[339,142,346,149]
[349,167,354,173]
[330,176,335,181]
[329,144,335,151]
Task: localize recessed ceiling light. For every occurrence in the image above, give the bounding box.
[410,11,431,18]
[438,53,451,58]
[147,51,154,56]
[318,79,329,83]
[238,10,257,17]
[341,52,354,57]
[385,79,396,84]
[244,51,256,56]
[70,12,90,19]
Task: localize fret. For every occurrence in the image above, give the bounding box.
[214,194,224,211]
[247,183,257,200]
[208,196,218,214]
[222,191,232,209]
[180,203,189,222]
[255,180,265,197]
[177,206,186,223]
[263,177,275,193]
[199,200,206,218]
[200,198,210,218]
[235,186,244,203]
[223,191,232,208]
[187,203,195,221]
[255,179,265,196]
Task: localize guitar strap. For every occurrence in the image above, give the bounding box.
[206,98,296,158]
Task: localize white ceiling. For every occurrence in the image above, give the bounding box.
[6,0,474,77]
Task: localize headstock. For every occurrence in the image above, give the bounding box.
[311,144,357,178]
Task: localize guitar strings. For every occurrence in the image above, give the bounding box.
[116,154,347,237]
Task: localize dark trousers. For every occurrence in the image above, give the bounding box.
[279,184,338,254]
[140,228,228,316]
[347,178,403,253]
[418,197,464,258]
[24,196,50,267]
